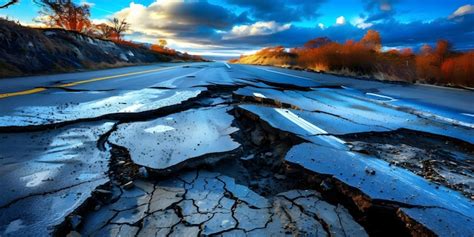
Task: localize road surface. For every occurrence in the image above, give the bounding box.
[0,62,473,236]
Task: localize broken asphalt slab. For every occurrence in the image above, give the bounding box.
[108,106,240,171]
[285,142,474,236]
[0,87,204,127]
[343,130,474,199]
[235,87,474,144]
[0,122,114,236]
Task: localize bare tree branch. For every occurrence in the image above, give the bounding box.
[95,23,115,39]
[108,17,130,40]
[0,0,19,9]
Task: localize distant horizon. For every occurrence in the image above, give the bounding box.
[1,0,473,56]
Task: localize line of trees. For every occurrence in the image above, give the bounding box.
[235,30,473,87]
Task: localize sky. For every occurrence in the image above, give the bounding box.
[1,0,473,57]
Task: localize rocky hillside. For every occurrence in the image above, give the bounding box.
[229,46,296,67]
[0,19,204,78]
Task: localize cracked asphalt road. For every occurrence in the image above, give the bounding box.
[0,62,473,236]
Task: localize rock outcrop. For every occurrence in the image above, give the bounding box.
[0,19,204,77]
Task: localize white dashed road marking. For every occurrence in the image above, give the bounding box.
[258,68,312,80]
[252,92,346,145]
[461,113,474,118]
[366,92,397,102]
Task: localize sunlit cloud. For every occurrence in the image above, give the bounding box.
[449,4,474,19]
[336,16,346,25]
[353,17,373,29]
[225,21,291,39]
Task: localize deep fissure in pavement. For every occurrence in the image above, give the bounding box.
[342,129,474,200]
[232,108,416,237]
[3,83,470,236]
[45,86,474,236]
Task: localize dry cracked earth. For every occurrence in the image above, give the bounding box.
[0,64,473,237]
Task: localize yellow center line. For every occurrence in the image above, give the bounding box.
[0,65,186,99]
[0,88,47,99]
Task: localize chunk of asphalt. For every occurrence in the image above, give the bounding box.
[285,142,474,236]
[108,107,240,171]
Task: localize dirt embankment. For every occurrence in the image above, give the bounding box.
[0,19,205,78]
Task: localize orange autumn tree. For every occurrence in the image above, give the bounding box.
[234,30,470,87]
[95,23,116,39]
[150,39,177,56]
[441,51,474,87]
[35,0,92,33]
[360,29,382,52]
[293,31,380,73]
[415,40,454,84]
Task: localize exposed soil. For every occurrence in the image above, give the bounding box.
[342,129,474,200]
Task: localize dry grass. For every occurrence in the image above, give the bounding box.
[231,31,473,87]
[230,46,297,66]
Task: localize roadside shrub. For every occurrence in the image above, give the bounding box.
[295,40,376,75]
[150,44,178,56]
[232,31,471,87]
[441,52,474,87]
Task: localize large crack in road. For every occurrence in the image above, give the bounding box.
[1,69,473,237]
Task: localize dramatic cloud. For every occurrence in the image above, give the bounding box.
[225,21,291,39]
[114,1,249,41]
[105,1,474,56]
[220,9,474,51]
[372,14,474,49]
[220,24,364,49]
[449,4,474,19]
[4,0,474,57]
[224,0,326,22]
